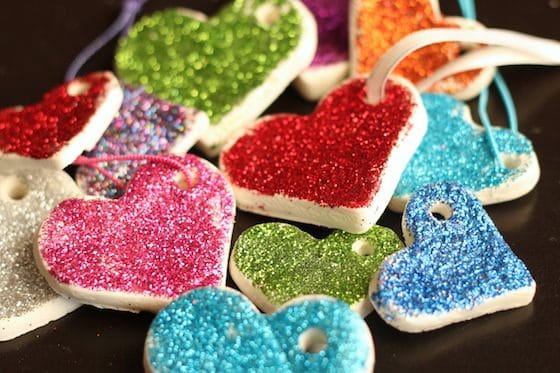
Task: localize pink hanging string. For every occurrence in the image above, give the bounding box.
[74,154,191,191]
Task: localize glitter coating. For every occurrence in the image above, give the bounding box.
[371,182,535,318]
[394,94,534,198]
[146,288,373,372]
[76,86,206,198]
[353,0,480,93]
[0,169,82,320]
[0,72,111,158]
[38,155,235,301]
[115,0,302,124]
[233,223,403,307]
[303,0,349,66]
[221,78,415,208]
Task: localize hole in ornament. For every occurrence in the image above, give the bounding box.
[174,172,189,190]
[255,3,281,27]
[2,176,28,201]
[12,105,24,112]
[298,328,328,354]
[352,239,375,256]
[501,154,522,170]
[174,168,199,190]
[67,81,91,96]
[429,202,453,221]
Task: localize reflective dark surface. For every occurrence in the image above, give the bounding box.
[1,1,559,371]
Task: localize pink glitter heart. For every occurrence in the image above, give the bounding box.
[35,155,235,312]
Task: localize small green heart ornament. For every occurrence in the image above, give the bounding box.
[115,0,317,155]
[230,223,403,316]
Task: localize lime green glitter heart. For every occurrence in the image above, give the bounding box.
[115,0,302,125]
[233,223,404,307]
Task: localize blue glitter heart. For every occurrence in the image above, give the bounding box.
[392,94,536,209]
[371,182,535,332]
[145,287,373,372]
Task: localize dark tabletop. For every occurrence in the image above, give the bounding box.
[1,0,559,371]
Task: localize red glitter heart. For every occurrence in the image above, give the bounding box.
[0,71,121,168]
[220,77,427,233]
[35,155,235,312]
[351,0,488,96]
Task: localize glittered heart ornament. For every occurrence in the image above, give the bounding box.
[230,223,403,316]
[293,0,349,100]
[349,0,494,99]
[0,72,123,170]
[35,155,235,313]
[390,94,539,211]
[220,77,427,233]
[370,182,536,333]
[0,169,82,341]
[115,0,317,156]
[75,86,209,198]
[144,287,375,372]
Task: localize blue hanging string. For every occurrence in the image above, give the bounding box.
[65,0,148,81]
[457,0,519,167]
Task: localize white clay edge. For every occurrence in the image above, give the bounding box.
[220,76,427,234]
[369,268,536,333]
[196,0,318,156]
[169,111,210,155]
[144,288,375,373]
[229,252,374,317]
[293,61,349,101]
[0,72,123,171]
[388,104,541,212]
[33,158,234,314]
[0,296,80,342]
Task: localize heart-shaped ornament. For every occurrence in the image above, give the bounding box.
[75,86,209,198]
[349,0,494,99]
[115,0,317,156]
[390,94,539,211]
[0,169,82,341]
[0,72,123,170]
[231,222,403,316]
[144,287,375,372]
[370,182,536,333]
[220,76,427,233]
[35,155,235,313]
[293,0,349,100]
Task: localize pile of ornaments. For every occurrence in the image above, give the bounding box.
[1,0,557,371]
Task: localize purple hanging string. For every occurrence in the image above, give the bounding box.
[64,0,148,81]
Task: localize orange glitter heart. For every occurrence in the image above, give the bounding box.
[351,0,489,96]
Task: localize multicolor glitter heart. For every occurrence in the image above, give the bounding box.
[145,288,375,372]
[390,94,538,211]
[231,222,403,316]
[0,72,122,169]
[35,155,235,312]
[115,0,317,154]
[0,169,82,341]
[220,77,427,233]
[370,182,536,332]
[350,0,491,97]
[75,86,208,198]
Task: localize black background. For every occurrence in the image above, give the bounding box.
[1,0,559,371]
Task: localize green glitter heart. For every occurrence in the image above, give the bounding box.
[115,0,303,126]
[232,223,403,311]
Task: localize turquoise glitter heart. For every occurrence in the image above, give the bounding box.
[145,288,374,372]
[371,182,535,333]
[115,0,316,154]
[231,223,403,315]
[391,94,537,211]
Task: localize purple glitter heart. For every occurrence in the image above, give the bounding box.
[303,0,349,66]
